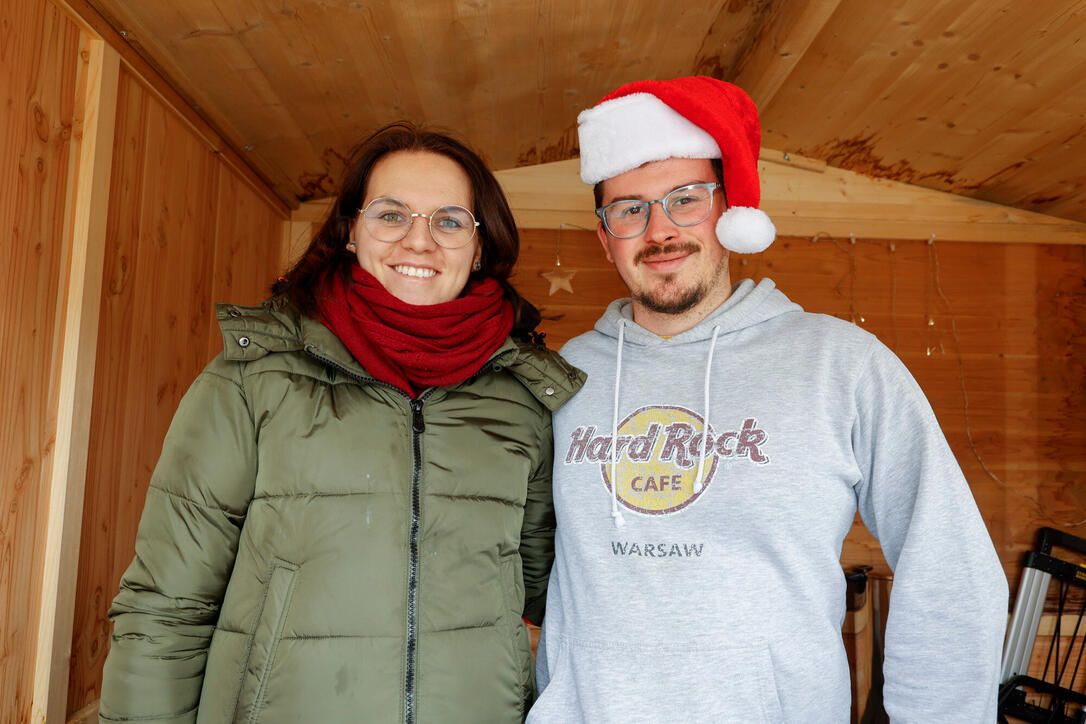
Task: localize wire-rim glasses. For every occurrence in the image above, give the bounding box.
[360,197,480,249]
[596,183,721,239]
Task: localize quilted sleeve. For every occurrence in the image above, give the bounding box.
[99,358,257,723]
[518,410,557,626]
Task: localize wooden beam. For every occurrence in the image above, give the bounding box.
[293,148,1086,245]
[286,220,312,267]
[731,0,844,109]
[758,151,1086,244]
[287,203,331,268]
[292,199,334,224]
[492,154,1086,245]
[31,35,119,724]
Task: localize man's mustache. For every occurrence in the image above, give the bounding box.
[635,242,700,265]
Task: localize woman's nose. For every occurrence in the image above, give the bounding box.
[399,215,436,250]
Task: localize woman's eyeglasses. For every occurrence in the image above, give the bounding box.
[360,197,479,249]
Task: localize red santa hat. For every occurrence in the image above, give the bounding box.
[577,76,775,254]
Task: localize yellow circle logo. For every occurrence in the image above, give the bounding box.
[601,405,718,515]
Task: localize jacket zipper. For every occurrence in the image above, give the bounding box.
[304,345,429,724]
[404,397,424,724]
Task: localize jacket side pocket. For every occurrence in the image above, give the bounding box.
[499,557,534,710]
[232,558,299,724]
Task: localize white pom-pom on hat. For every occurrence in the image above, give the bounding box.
[715,206,776,254]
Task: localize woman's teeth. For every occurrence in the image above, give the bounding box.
[394,265,436,278]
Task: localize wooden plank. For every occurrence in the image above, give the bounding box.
[51,0,291,214]
[731,0,845,109]
[81,0,318,202]
[31,35,119,724]
[493,156,1086,243]
[67,68,147,712]
[285,220,313,267]
[0,1,82,721]
[291,198,333,224]
[76,0,743,200]
[207,157,290,359]
[693,1,775,80]
[758,0,1086,222]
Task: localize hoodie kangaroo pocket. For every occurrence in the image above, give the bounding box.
[529,634,785,724]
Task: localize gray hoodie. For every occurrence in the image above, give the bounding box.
[529,278,1007,723]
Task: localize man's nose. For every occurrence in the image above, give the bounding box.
[643,201,678,243]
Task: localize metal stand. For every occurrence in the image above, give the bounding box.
[999,527,1086,724]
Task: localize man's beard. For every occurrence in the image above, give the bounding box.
[633,277,710,315]
[630,242,724,316]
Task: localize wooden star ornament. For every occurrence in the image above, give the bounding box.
[541,264,577,295]
[539,223,580,295]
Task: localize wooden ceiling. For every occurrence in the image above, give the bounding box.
[82,0,1086,223]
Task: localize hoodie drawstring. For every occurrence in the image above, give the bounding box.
[693,326,721,493]
[609,321,721,526]
[609,319,626,527]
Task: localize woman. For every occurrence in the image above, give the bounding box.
[99,122,584,723]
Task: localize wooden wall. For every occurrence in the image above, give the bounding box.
[0,0,288,719]
[64,65,287,715]
[512,228,1086,576]
[0,1,82,720]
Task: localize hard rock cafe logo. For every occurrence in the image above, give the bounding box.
[563,405,770,516]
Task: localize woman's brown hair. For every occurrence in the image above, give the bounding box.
[273,121,540,331]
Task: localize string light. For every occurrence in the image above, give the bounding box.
[925,235,944,357]
[924,233,1083,527]
[811,231,863,326]
[804,232,1085,528]
[848,234,865,323]
[889,242,899,351]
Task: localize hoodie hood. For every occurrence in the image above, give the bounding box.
[593,277,803,345]
[585,278,802,527]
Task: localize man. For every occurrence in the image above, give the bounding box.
[528,76,1007,723]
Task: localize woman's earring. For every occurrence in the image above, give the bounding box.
[473,260,482,271]
[347,242,357,251]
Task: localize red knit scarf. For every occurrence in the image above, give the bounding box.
[316,264,514,397]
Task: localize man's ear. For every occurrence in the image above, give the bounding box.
[596,222,614,264]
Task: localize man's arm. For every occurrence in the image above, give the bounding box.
[852,342,1008,723]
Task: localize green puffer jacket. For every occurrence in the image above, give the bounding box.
[99,298,585,724]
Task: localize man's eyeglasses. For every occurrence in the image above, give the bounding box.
[596,183,721,239]
[360,197,480,249]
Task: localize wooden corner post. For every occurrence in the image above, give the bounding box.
[31,33,119,724]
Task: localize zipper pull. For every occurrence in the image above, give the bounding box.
[410,399,425,433]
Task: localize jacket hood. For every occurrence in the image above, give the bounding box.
[593,278,802,345]
[215,297,584,410]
